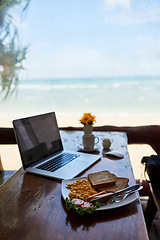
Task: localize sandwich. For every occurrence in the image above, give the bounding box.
[88,170,117,189]
[98,177,129,192]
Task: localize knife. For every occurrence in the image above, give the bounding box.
[90,184,141,204]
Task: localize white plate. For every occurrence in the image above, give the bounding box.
[61,177,138,211]
[76,144,99,152]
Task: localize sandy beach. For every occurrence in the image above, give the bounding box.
[0,113,157,180]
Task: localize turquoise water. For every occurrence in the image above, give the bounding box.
[1,76,160,117]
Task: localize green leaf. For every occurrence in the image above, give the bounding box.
[65,198,100,216]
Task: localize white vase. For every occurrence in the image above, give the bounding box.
[83,124,93,135]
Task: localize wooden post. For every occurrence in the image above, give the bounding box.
[0,154,4,171]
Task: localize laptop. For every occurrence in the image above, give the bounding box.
[13,112,100,180]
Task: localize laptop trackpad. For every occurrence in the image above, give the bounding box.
[71,160,89,170]
[55,160,91,179]
[68,160,93,176]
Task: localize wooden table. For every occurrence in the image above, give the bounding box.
[0,131,149,240]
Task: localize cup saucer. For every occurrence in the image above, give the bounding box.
[76,144,99,153]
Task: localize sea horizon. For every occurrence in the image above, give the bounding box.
[0,76,160,124]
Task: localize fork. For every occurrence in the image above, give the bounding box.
[101,186,143,205]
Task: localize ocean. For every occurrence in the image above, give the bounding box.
[1,76,159,172]
[1,76,160,126]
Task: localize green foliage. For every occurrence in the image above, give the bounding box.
[65,198,100,216]
[0,0,30,99]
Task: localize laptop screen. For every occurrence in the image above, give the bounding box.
[13,112,63,169]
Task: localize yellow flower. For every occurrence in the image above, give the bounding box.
[80,112,96,125]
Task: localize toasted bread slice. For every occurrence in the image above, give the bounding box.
[88,170,117,189]
[98,177,129,192]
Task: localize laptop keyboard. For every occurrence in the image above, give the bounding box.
[36,152,80,172]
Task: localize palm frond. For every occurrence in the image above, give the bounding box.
[0,0,30,99]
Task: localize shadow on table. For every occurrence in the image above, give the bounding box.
[61,197,139,231]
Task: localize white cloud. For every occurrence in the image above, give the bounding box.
[24,42,160,79]
[104,8,160,25]
[104,0,130,9]
[103,0,160,25]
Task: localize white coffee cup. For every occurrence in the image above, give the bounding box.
[83,134,99,150]
[102,138,113,150]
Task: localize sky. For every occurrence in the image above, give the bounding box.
[14,0,160,79]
